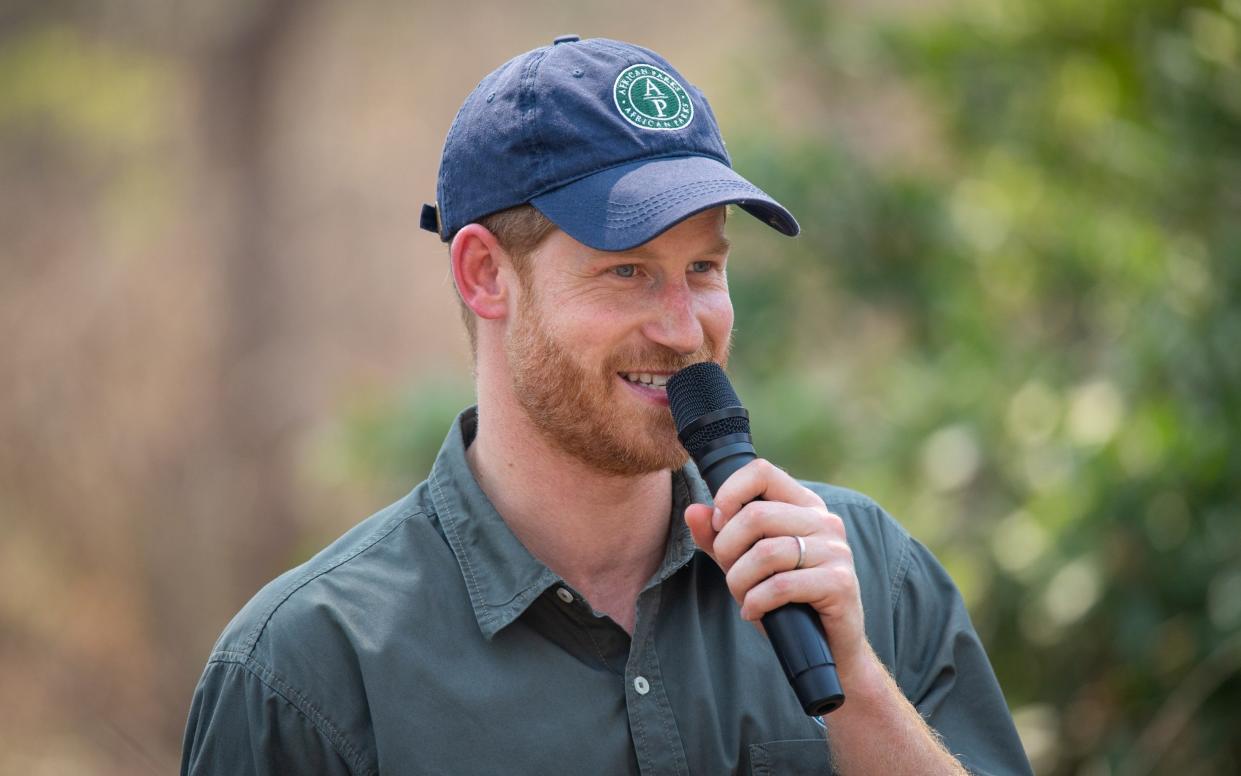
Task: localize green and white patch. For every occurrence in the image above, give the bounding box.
[613,64,694,131]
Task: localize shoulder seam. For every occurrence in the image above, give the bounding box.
[238,505,425,656]
[205,653,376,776]
[825,494,877,509]
[798,481,879,512]
[888,507,914,612]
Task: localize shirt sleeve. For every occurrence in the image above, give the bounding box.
[181,656,359,776]
[892,538,1033,776]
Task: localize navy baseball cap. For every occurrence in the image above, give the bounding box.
[420,35,799,252]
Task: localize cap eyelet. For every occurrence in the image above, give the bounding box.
[486,92,496,103]
[572,68,584,78]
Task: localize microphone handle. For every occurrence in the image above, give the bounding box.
[697,444,845,716]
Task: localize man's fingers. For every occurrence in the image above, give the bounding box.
[712,458,824,530]
[725,533,853,601]
[738,565,859,623]
[712,502,844,571]
[724,535,804,602]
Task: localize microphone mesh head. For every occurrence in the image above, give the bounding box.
[666,362,751,459]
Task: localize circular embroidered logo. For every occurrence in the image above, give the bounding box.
[613,64,694,131]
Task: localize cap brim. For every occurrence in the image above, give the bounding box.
[530,155,799,251]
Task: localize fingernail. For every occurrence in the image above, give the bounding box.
[712,507,723,531]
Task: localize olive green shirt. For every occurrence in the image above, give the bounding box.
[182,407,1031,775]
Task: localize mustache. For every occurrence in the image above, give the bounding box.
[603,337,730,375]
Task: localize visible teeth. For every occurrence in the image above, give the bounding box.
[622,372,668,388]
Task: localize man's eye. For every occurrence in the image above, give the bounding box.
[690,260,714,273]
[611,264,637,278]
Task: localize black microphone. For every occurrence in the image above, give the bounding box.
[667,362,844,716]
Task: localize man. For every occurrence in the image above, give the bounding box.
[182,36,1031,775]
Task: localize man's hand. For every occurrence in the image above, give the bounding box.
[684,458,969,775]
[683,458,869,678]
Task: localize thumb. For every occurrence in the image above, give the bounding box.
[684,503,721,564]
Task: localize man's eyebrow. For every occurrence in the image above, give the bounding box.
[702,236,732,257]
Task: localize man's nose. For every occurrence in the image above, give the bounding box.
[641,278,705,355]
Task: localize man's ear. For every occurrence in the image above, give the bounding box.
[451,224,512,321]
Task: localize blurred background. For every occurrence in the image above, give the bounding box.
[2,0,1239,773]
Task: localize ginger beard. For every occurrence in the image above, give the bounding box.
[506,285,728,477]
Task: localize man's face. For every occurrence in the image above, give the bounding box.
[505,207,733,476]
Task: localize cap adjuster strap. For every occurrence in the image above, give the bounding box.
[419,203,441,235]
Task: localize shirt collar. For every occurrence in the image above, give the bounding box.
[428,406,711,640]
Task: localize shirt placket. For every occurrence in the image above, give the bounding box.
[625,583,690,776]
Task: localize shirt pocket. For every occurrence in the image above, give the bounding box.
[748,738,833,775]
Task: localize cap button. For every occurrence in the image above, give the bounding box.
[552,34,580,45]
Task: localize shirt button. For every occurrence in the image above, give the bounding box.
[555,587,574,604]
[633,676,650,695]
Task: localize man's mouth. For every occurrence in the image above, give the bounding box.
[619,372,670,389]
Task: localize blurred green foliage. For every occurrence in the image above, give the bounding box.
[0,24,168,150]
[334,2,1241,773]
[314,377,476,496]
[0,23,175,252]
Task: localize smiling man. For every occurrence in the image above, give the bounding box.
[182,37,1032,775]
